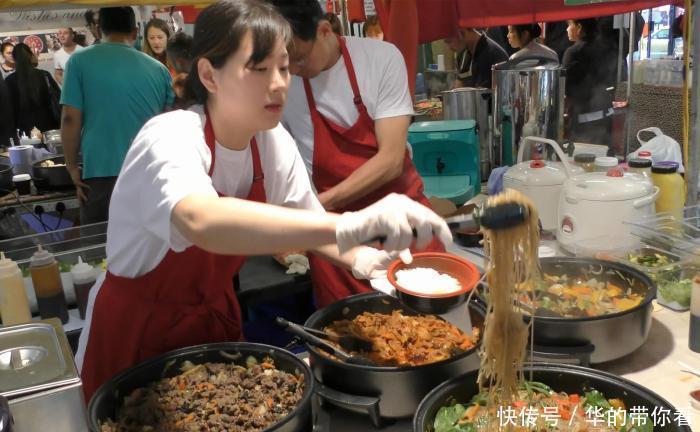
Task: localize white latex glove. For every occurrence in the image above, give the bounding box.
[336,193,453,262]
[351,247,402,280]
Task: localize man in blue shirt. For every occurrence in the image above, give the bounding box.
[61,7,174,224]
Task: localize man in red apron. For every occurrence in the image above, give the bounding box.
[275,0,445,307]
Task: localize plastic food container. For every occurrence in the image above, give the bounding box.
[601,245,697,311]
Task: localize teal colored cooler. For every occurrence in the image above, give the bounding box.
[408,120,480,205]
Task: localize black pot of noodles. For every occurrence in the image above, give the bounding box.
[478,257,656,364]
[303,292,485,424]
[88,342,314,432]
[414,363,691,432]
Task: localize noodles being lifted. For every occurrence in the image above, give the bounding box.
[477,190,540,407]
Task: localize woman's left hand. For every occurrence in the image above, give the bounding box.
[351,247,403,280]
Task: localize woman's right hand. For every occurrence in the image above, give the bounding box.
[335,193,452,256]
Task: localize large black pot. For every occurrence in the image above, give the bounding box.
[479,257,656,364]
[32,156,73,190]
[88,342,314,432]
[414,363,690,432]
[304,292,485,424]
[0,163,13,194]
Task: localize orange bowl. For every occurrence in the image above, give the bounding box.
[387,252,481,314]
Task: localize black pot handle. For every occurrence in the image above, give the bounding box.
[315,382,383,428]
[530,343,594,367]
[0,395,13,432]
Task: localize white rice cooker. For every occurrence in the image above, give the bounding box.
[503,137,582,231]
[557,172,659,254]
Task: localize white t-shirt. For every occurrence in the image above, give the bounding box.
[53,45,85,71]
[77,106,322,370]
[106,105,323,279]
[282,37,414,174]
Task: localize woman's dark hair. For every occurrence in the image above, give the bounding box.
[11,43,42,111]
[84,9,97,26]
[571,18,599,42]
[143,18,171,63]
[512,24,541,44]
[269,0,323,42]
[99,7,136,36]
[167,32,193,73]
[1,42,13,56]
[325,12,342,35]
[363,15,382,38]
[184,0,291,105]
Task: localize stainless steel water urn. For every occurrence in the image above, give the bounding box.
[441,87,493,180]
[492,57,565,167]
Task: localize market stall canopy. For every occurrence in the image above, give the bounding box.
[374,0,684,95]
[0,0,210,9]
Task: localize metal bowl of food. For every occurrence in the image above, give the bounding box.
[304,292,485,422]
[88,342,314,432]
[478,257,656,363]
[32,156,72,189]
[414,363,689,432]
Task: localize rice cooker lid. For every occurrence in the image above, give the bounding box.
[563,172,654,201]
[505,160,581,186]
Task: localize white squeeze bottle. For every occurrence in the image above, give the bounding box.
[71,257,96,320]
[0,252,32,325]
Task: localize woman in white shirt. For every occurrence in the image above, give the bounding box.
[76,0,451,402]
[507,24,559,63]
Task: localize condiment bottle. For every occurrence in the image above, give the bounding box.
[0,252,31,326]
[29,246,68,324]
[628,158,652,180]
[573,153,596,173]
[651,162,686,218]
[638,150,652,160]
[71,257,96,320]
[690,275,700,352]
[594,156,618,173]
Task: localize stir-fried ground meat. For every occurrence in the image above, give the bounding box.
[101,357,304,432]
[325,311,479,367]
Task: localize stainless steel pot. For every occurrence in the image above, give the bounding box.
[42,130,62,155]
[478,257,656,364]
[441,87,493,180]
[304,292,485,425]
[493,57,564,167]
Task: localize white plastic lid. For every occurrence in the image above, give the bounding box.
[563,172,654,201]
[30,245,55,267]
[504,161,582,187]
[12,174,30,182]
[70,257,96,285]
[594,157,619,167]
[0,252,20,277]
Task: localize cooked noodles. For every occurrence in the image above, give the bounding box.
[477,190,540,407]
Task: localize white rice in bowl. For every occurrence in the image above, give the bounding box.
[395,267,462,295]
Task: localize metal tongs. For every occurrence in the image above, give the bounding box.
[368,201,530,244]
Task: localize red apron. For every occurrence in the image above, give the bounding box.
[304,36,443,308]
[80,111,266,401]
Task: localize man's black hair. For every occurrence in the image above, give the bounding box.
[99,7,136,35]
[268,0,324,41]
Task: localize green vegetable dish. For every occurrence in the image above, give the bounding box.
[434,382,656,432]
[627,251,693,308]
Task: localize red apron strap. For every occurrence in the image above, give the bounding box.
[337,36,364,108]
[204,107,217,177]
[249,137,264,182]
